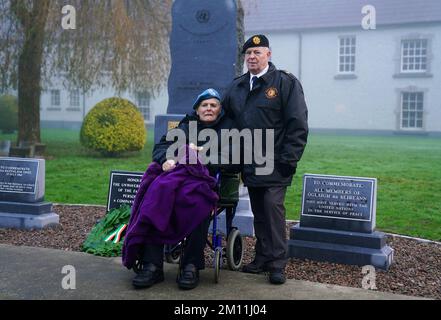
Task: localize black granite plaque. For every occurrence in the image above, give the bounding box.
[106,171,143,212]
[289,174,393,269]
[0,158,58,229]
[0,159,38,194]
[300,174,377,233]
[0,158,44,204]
[167,0,237,114]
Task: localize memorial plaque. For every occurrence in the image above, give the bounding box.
[106,171,143,212]
[0,158,44,203]
[300,174,377,233]
[289,173,393,270]
[0,157,58,229]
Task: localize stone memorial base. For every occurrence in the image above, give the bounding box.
[8,142,47,158]
[0,140,11,157]
[211,195,254,237]
[0,201,59,229]
[288,223,394,270]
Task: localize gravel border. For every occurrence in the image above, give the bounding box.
[0,204,440,300]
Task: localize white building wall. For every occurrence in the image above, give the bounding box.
[40,85,169,128]
[247,23,441,133]
[40,23,440,133]
[267,31,300,77]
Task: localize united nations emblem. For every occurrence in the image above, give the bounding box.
[265,87,278,99]
[253,36,261,45]
[196,10,210,24]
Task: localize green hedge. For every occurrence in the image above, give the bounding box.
[80,97,146,156]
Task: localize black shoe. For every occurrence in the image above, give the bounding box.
[242,261,267,274]
[268,268,286,285]
[177,264,199,290]
[132,263,164,289]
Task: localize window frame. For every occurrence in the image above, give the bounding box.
[69,89,80,108]
[337,35,357,75]
[50,89,61,107]
[394,34,433,78]
[400,39,428,74]
[136,91,151,122]
[400,91,425,131]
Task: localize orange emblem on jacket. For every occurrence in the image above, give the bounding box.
[265,87,278,99]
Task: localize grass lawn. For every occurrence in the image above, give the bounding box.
[1,129,441,241]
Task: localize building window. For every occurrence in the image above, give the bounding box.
[401,92,424,129]
[70,90,80,107]
[401,39,427,73]
[136,91,151,121]
[51,90,60,106]
[338,36,356,73]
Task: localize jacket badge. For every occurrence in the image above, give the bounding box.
[265,87,278,99]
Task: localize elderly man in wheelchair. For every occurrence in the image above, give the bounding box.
[122,89,241,290]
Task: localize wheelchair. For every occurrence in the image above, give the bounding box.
[133,171,244,284]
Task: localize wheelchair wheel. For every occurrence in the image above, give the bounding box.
[133,259,143,274]
[165,243,182,264]
[214,248,222,284]
[226,228,244,271]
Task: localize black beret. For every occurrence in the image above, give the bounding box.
[242,34,269,54]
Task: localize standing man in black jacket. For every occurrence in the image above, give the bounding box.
[222,35,309,284]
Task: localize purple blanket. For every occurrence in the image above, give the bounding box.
[122,158,218,269]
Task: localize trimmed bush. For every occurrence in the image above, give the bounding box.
[80,97,146,156]
[0,95,18,134]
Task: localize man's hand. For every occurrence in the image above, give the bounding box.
[162,159,176,172]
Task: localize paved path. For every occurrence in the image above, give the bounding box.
[0,244,424,300]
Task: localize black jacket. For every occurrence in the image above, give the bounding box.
[222,62,309,187]
[152,110,240,176]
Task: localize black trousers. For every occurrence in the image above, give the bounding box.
[142,217,210,270]
[248,186,288,270]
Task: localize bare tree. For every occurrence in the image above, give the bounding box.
[0,0,172,148]
[236,0,245,77]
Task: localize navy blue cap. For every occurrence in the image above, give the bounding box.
[192,88,221,110]
[242,34,270,54]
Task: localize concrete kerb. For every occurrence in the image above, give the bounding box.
[0,244,426,300]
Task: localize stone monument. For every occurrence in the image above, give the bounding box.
[154,0,254,236]
[0,140,11,157]
[154,0,237,144]
[288,174,394,270]
[0,157,59,229]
